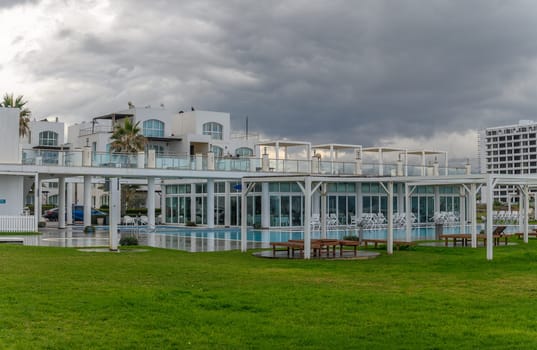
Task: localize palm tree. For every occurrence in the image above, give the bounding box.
[110,118,147,153]
[0,93,31,137]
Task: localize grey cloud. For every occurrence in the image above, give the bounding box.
[0,0,39,9]
[12,0,537,150]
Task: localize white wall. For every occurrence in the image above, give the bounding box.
[0,108,21,163]
[0,175,24,215]
[28,119,65,147]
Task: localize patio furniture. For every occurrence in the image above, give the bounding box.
[123,215,135,225]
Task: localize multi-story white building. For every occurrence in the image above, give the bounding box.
[478,120,537,202]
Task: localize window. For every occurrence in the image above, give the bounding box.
[39,131,58,146]
[235,147,253,156]
[211,145,223,157]
[203,122,223,140]
[142,119,164,137]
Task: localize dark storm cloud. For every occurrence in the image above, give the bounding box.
[14,0,537,148]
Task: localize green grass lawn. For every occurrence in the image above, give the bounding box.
[2,242,537,349]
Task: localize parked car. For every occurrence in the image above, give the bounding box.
[43,206,107,222]
[72,205,107,222]
[43,208,59,221]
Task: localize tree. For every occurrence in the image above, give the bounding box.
[110,118,147,153]
[0,93,31,137]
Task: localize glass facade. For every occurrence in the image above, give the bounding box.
[162,181,461,228]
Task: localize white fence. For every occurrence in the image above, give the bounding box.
[0,216,36,232]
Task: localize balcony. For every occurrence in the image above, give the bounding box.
[20,149,470,177]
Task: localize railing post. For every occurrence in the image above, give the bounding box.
[147,149,156,169]
[262,153,269,172]
[137,151,145,168]
[195,154,203,170]
[82,147,92,166]
[207,152,215,171]
[397,159,403,176]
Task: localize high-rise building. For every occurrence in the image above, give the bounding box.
[478,120,537,202]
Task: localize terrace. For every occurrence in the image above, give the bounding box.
[20,148,470,176]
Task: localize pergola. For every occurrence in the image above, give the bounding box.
[255,140,312,161]
[362,147,408,176]
[239,173,537,261]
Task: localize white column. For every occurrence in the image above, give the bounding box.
[524,185,529,243]
[66,181,73,225]
[190,184,196,223]
[321,183,327,239]
[459,186,466,234]
[34,173,39,231]
[486,177,494,260]
[207,179,215,228]
[224,181,231,227]
[109,178,119,251]
[58,177,66,229]
[304,178,312,259]
[147,177,156,228]
[534,194,537,221]
[83,175,92,227]
[261,182,270,228]
[387,182,394,255]
[241,181,248,252]
[434,186,440,214]
[405,184,412,242]
[470,183,477,248]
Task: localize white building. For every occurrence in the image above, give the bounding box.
[478,120,537,202]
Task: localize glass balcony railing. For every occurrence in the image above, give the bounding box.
[19,149,472,177]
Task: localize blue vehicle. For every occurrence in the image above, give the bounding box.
[72,205,106,221]
[43,206,107,222]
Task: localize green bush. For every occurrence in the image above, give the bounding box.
[342,235,360,241]
[185,221,197,227]
[83,226,95,233]
[119,236,139,246]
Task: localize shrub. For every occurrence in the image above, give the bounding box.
[119,236,138,246]
[342,235,360,241]
[84,226,95,233]
[185,221,197,227]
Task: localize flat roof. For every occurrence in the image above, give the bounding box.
[92,112,134,121]
[407,150,446,155]
[363,147,406,153]
[312,144,362,150]
[256,140,311,147]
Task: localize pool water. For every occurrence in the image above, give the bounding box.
[17,223,526,252]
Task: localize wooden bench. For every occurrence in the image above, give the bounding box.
[270,241,304,257]
[362,239,416,250]
[289,239,340,257]
[476,233,509,246]
[438,234,471,247]
[513,232,537,239]
[338,240,361,256]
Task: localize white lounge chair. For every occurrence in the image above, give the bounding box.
[123,215,135,225]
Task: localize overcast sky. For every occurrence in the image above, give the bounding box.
[2,0,537,161]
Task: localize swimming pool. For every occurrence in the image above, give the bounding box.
[124,223,521,252]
